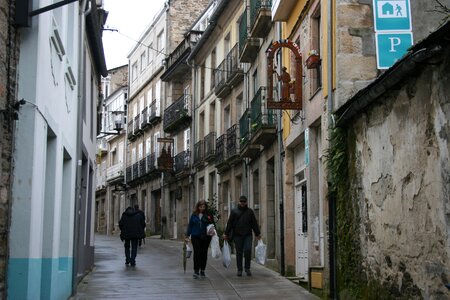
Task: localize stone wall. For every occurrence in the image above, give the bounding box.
[347,43,450,298]
[109,65,128,93]
[168,0,210,53]
[0,0,18,298]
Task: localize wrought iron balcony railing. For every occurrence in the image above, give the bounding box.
[126,166,132,183]
[139,157,146,177]
[215,133,226,166]
[133,114,140,134]
[239,109,251,148]
[193,140,204,166]
[164,31,203,74]
[238,8,259,62]
[141,107,148,129]
[132,162,139,180]
[174,150,191,174]
[226,44,244,86]
[226,124,240,159]
[250,86,276,131]
[148,100,161,124]
[163,94,191,133]
[204,132,216,161]
[146,152,158,174]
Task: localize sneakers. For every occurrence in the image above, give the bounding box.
[193,271,200,279]
[237,270,242,277]
[200,270,205,277]
[245,269,252,276]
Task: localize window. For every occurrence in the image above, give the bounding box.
[311,5,322,92]
[140,52,146,72]
[157,30,164,52]
[132,62,138,81]
[184,129,190,150]
[138,143,143,159]
[200,64,205,100]
[146,138,151,155]
[210,48,216,90]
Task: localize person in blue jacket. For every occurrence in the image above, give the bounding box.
[185,200,214,278]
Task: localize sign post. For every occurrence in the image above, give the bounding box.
[372,0,413,69]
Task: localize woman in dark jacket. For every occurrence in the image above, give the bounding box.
[119,206,146,266]
[185,200,214,278]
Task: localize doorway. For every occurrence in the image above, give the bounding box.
[295,171,308,280]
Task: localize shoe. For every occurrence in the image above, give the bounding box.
[125,260,130,265]
[193,272,200,279]
[130,261,136,266]
[200,270,205,277]
[237,270,242,277]
[245,269,252,276]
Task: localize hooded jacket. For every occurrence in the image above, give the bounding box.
[119,207,146,240]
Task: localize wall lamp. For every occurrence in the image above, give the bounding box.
[98,111,125,137]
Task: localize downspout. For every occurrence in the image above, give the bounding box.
[327,0,337,298]
[73,0,90,293]
[276,21,285,276]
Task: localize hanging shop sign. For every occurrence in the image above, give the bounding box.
[266,39,303,110]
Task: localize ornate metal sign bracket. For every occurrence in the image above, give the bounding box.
[266,40,303,110]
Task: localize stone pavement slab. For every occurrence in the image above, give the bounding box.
[72,234,320,300]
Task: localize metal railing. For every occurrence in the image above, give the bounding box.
[204,132,216,159]
[174,150,191,173]
[193,140,204,165]
[215,133,226,165]
[226,124,239,157]
[163,94,191,132]
[250,86,275,132]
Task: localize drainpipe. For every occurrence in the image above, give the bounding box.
[327,0,337,298]
[73,0,90,293]
[276,21,285,276]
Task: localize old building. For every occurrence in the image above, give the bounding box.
[332,20,450,298]
[96,64,128,235]
[125,0,210,239]
[8,0,107,298]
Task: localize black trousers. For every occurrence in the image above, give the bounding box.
[233,234,253,271]
[191,236,211,272]
[124,239,139,264]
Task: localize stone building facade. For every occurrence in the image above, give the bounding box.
[334,20,450,298]
[0,0,18,297]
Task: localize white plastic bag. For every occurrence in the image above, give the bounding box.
[222,240,231,268]
[255,239,267,265]
[210,229,221,259]
[207,224,216,236]
[186,243,192,258]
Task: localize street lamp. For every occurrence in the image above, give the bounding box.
[98,110,125,137]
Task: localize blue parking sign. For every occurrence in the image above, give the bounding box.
[373,0,412,31]
[376,32,413,69]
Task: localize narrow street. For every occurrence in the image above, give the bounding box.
[72,235,319,300]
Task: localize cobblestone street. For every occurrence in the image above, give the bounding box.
[72,235,319,300]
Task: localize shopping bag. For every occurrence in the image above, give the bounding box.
[207,224,216,236]
[222,240,231,268]
[186,243,192,258]
[255,239,267,265]
[210,230,221,259]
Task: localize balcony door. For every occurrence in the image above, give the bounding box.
[295,171,308,280]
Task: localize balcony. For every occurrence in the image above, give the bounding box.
[239,8,260,63]
[239,109,260,159]
[174,150,190,178]
[163,94,191,133]
[215,133,228,173]
[133,114,141,136]
[204,132,216,162]
[161,30,203,81]
[193,140,205,168]
[132,162,139,181]
[226,124,241,165]
[214,59,231,98]
[250,87,277,147]
[140,107,149,129]
[271,0,298,21]
[146,152,160,176]
[126,166,132,184]
[127,120,136,141]
[139,157,146,178]
[249,0,272,38]
[106,163,124,183]
[226,44,244,87]
[148,100,161,125]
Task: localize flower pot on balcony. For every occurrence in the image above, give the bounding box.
[306,54,321,69]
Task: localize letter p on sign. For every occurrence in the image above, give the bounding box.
[376,32,413,69]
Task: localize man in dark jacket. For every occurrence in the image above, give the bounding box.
[119,206,145,266]
[224,195,261,277]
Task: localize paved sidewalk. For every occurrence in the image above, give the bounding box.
[72,234,319,300]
